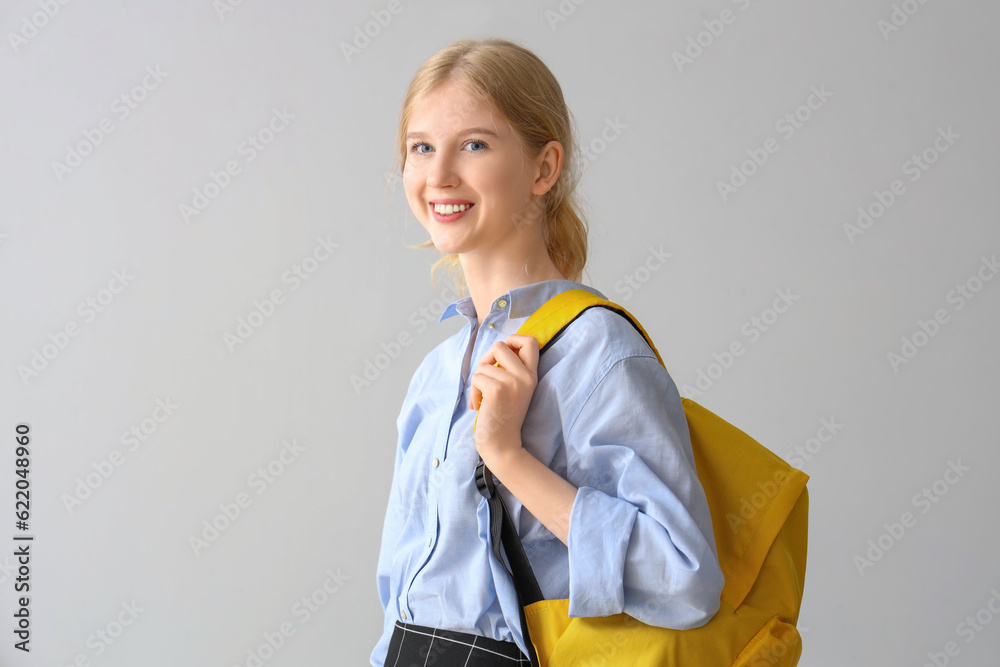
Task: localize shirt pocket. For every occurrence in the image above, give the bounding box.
[396,415,439,513]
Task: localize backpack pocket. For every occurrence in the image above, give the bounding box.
[732,615,802,667]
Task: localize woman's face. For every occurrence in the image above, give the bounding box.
[402,81,552,261]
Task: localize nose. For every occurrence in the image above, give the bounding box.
[426,152,460,189]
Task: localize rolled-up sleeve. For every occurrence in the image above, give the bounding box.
[564,353,724,629]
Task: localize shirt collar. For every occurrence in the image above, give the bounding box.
[438,279,607,324]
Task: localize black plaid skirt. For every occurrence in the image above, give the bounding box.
[385,620,530,666]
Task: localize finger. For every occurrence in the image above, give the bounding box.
[476,345,506,373]
[480,338,522,369]
[503,334,540,375]
[474,359,510,381]
[468,370,501,410]
[469,348,509,409]
[487,342,524,377]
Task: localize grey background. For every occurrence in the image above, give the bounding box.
[2,0,998,665]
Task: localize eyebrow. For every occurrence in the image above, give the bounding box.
[406,127,500,140]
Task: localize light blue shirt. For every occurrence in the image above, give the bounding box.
[371,279,724,665]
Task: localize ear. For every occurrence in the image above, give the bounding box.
[531,140,564,197]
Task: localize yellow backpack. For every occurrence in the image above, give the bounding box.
[474,288,810,666]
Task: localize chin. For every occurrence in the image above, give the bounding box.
[426,231,469,254]
[432,243,466,256]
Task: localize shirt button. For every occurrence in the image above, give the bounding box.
[401,610,407,620]
[498,299,508,308]
[432,458,440,467]
[487,323,495,330]
[427,538,433,548]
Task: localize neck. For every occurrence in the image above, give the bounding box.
[460,251,566,323]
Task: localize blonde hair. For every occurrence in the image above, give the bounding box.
[389,38,589,297]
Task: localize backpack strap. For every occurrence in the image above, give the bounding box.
[474,288,667,664]
[513,288,667,369]
[475,460,543,667]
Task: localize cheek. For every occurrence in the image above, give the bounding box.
[401,171,420,205]
[473,166,517,207]
[405,195,432,227]
[493,161,531,200]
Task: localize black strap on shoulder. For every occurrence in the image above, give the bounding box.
[473,296,651,665]
[476,458,543,667]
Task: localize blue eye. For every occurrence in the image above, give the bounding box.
[408,139,488,154]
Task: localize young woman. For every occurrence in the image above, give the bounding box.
[372,38,724,667]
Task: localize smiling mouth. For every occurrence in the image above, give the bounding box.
[430,202,474,221]
[431,202,473,215]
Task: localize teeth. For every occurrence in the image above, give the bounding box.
[433,203,470,215]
